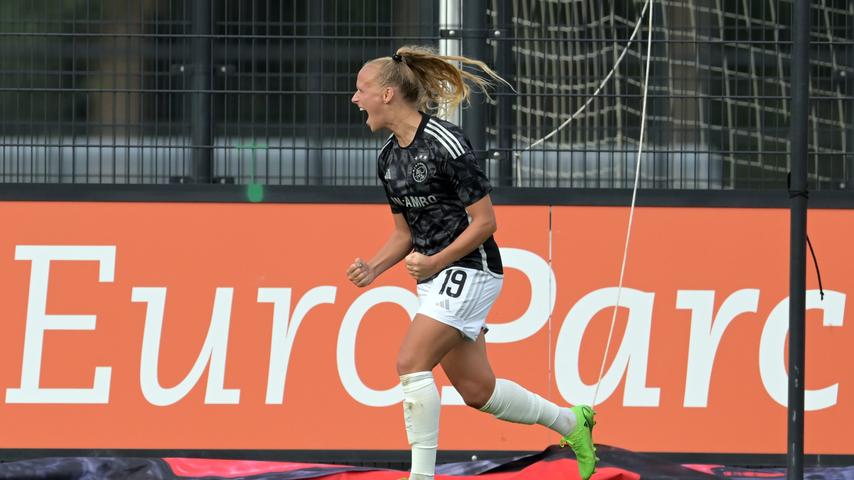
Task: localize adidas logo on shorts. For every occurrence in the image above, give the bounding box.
[435,298,451,310]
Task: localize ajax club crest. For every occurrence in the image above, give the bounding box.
[411,161,429,183]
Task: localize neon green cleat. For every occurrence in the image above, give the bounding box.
[559,405,598,480]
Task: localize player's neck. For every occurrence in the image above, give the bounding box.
[389,109,423,148]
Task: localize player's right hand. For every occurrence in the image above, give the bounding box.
[346,257,376,287]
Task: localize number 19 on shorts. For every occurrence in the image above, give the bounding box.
[439,269,467,298]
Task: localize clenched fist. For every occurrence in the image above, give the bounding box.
[404,251,441,281]
[346,257,376,287]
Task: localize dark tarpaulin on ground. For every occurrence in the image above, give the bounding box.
[0,445,850,480]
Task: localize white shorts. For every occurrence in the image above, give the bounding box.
[416,266,503,341]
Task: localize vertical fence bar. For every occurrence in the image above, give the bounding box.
[439,0,461,125]
[847,10,854,190]
[495,0,514,187]
[462,0,487,160]
[307,0,323,185]
[191,0,212,183]
[787,0,810,478]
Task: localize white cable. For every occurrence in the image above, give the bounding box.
[507,0,655,408]
[591,0,655,408]
[515,0,652,155]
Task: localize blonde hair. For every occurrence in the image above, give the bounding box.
[367,45,510,115]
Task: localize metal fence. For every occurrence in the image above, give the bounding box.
[0,0,852,189]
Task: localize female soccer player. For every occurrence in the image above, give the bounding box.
[346,46,597,480]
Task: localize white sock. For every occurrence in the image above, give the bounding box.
[479,378,577,435]
[400,371,439,479]
[549,406,578,436]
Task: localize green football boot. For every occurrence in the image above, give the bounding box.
[559,405,598,480]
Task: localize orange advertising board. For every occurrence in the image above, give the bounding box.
[0,202,850,454]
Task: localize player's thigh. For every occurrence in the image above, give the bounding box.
[397,313,465,375]
[440,334,496,408]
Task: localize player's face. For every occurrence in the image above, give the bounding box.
[351,63,386,132]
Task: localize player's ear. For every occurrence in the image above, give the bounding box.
[383,86,394,104]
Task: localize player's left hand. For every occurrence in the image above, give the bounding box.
[404,251,440,281]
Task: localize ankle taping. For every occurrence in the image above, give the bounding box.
[400,371,439,477]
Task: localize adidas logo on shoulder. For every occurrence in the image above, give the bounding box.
[384,169,393,180]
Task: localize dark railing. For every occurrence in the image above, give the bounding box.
[0,0,851,190]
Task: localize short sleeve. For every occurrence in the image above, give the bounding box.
[442,151,493,206]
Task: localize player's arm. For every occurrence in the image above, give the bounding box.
[369,213,413,275]
[404,195,496,281]
[347,213,411,287]
[427,195,495,269]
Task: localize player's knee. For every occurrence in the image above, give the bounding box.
[396,352,419,376]
[463,391,491,410]
[457,380,494,409]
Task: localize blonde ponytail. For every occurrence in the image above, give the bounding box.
[367,45,510,116]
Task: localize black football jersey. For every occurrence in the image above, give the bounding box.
[377,112,503,282]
